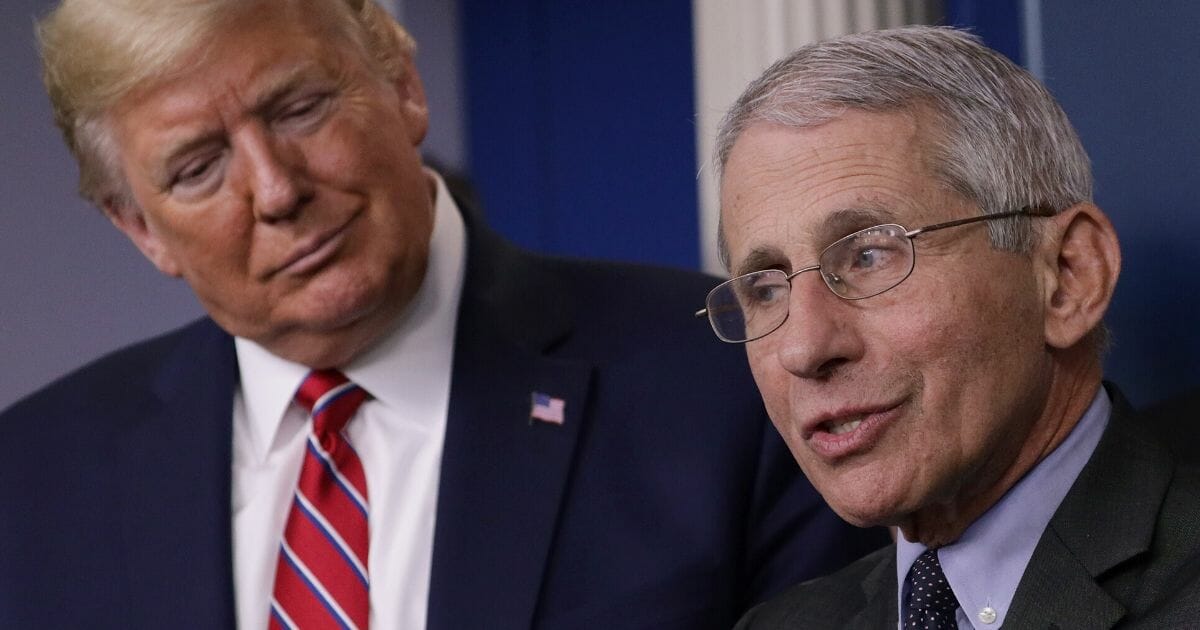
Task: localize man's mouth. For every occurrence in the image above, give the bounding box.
[826,416,865,435]
[267,211,361,279]
[803,400,906,459]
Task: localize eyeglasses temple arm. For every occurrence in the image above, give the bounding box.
[905,206,1056,238]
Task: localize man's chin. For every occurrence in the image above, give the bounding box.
[819,489,909,529]
[215,302,384,364]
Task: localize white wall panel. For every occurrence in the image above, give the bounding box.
[692,0,941,273]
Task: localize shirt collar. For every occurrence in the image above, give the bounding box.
[895,387,1111,628]
[235,169,467,463]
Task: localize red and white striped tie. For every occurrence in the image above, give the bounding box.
[269,370,370,630]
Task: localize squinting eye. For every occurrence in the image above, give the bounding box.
[171,154,221,191]
[737,273,789,307]
[276,94,331,127]
[177,158,215,183]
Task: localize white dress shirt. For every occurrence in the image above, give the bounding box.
[230,171,466,629]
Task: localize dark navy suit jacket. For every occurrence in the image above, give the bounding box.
[0,209,885,629]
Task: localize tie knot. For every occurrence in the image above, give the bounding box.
[904,549,959,630]
[295,369,368,435]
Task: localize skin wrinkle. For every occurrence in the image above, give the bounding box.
[143,63,329,193]
[718,114,945,267]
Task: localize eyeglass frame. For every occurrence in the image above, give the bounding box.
[695,206,1056,343]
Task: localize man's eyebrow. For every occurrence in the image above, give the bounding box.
[729,206,901,277]
[248,62,323,114]
[816,207,900,246]
[732,247,785,277]
[149,128,223,187]
[152,63,323,181]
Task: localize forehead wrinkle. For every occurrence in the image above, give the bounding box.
[721,115,934,275]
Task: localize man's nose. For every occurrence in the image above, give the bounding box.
[772,272,864,379]
[235,126,313,222]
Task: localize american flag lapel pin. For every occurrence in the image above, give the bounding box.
[530,391,566,425]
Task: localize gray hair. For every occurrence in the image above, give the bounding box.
[714,26,1092,262]
[37,0,416,208]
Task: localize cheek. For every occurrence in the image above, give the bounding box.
[151,203,253,275]
[904,276,1044,440]
[745,345,779,402]
[745,343,805,441]
[306,97,411,180]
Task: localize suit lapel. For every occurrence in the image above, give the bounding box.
[848,549,897,629]
[427,216,593,630]
[1006,387,1172,629]
[113,320,238,627]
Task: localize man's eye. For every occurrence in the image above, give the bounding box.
[739,276,789,306]
[847,242,902,271]
[854,247,881,268]
[172,156,218,188]
[276,94,331,127]
[168,152,225,198]
[751,284,785,303]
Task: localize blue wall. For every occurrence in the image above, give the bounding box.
[460,0,700,270]
[945,0,1023,64]
[952,0,1200,406]
[1040,1,1200,406]
[463,1,1200,406]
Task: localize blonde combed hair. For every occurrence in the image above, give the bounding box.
[37,0,416,206]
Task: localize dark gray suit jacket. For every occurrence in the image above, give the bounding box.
[734,389,1200,629]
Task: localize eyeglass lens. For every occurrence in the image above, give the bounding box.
[706,223,916,342]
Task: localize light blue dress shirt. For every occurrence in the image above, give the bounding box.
[896,388,1111,628]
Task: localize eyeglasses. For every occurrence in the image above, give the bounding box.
[696,207,1054,343]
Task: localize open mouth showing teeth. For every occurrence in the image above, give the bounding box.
[826,417,864,435]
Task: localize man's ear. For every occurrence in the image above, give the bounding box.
[1040,202,1121,349]
[391,55,429,147]
[102,197,183,278]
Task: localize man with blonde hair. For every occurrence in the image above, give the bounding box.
[0,1,884,628]
[697,26,1200,628]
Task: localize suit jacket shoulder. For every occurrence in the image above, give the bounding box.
[1140,386,1200,464]
[1,317,233,422]
[0,317,239,628]
[1008,390,1200,628]
[734,544,897,630]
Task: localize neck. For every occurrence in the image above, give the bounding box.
[898,353,1102,548]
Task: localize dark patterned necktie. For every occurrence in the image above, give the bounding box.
[270,370,371,630]
[904,549,959,630]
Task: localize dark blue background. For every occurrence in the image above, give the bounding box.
[462,0,700,270]
[462,0,1199,407]
[951,0,1200,406]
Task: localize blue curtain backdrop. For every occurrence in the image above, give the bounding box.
[945,0,1023,64]
[461,0,1200,407]
[461,0,700,271]
[951,0,1200,406]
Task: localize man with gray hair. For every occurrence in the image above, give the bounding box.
[695,26,1200,628]
[0,1,887,628]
